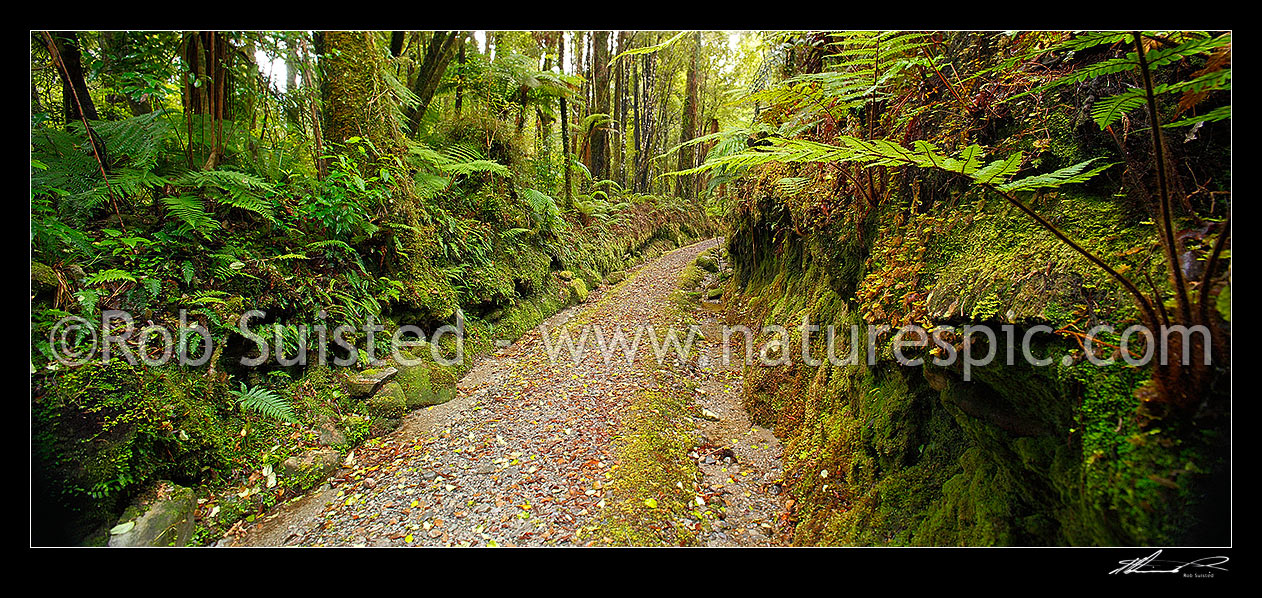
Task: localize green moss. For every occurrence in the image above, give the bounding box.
[720,165,1222,545]
[394,352,457,409]
[569,278,589,302]
[362,382,406,419]
[586,388,703,546]
[31,261,59,290]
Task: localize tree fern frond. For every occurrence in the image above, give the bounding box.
[1163,104,1231,128]
[997,158,1115,192]
[773,177,810,197]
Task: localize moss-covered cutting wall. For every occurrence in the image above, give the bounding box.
[722,176,1229,545]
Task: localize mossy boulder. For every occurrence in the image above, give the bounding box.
[364,381,407,418]
[395,355,458,409]
[606,271,627,284]
[107,481,195,547]
[31,261,59,292]
[557,270,575,281]
[695,253,719,273]
[569,278,589,303]
[279,448,342,492]
[344,367,397,398]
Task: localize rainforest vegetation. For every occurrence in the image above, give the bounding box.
[29,30,1230,548]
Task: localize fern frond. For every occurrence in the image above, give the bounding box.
[1163,104,1231,128]
[161,195,220,238]
[84,269,137,285]
[229,383,297,423]
[773,177,810,197]
[997,158,1115,192]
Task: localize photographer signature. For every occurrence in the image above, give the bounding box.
[1110,550,1229,575]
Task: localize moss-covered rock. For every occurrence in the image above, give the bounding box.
[343,367,397,398]
[395,353,458,410]
[31,261,59,291]
[278,448,342,492]
[363,381,407,419]
[107,480,196,547]
[569,278,589,303]
[695,253,719,273]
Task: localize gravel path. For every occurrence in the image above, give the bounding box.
[229,238,786,547]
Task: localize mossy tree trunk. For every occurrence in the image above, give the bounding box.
[45,32,99,125]
[675,31,701,199]
[318,31,456,323]
[591,31,610,181]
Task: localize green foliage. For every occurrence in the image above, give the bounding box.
[162,194,220,238]
[229,382,297,423]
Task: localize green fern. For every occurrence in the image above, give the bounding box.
[669,136,1110,195]
[174,169,277,221]
[229,383,297,423]
[84,268,137,286]
[1011,32,1231,105]
[161,194,220,238]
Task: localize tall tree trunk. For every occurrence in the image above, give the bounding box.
[299,36,326,180]
[557,33,572,209]
[631,57,642,193]
[320,31,456,319]
[570,31,585,158]
[46,32,98,125]
[591,31,610,181]
[454,36,466,119]
[636,39,658,194]
[614,31,629,188]
[654,48,676,194]
[675,31,701,198]
[406,31,461,135]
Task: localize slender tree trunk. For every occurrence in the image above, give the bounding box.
[614,31,629,188]
[183,31,232,169]
[558,33,572,209]
[300,36,326,179]
[46,32,98,125]
[631,57,642,193]
[655,50,676,194]
[636,39,657,194]
[406,31,461,135]
[591,31,610,181]
[675,31,701,198]
[454,36,466,119]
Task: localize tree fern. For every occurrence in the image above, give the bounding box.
[229,383,297,423]
[1010,32,1231,104]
